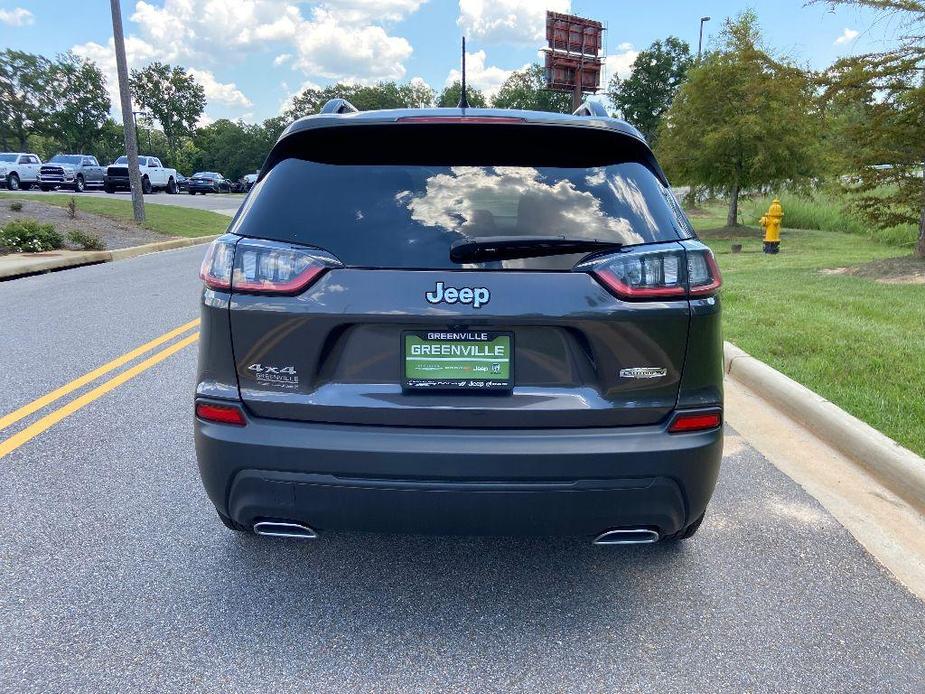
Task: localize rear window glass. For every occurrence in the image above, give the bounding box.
[232,131,687,270]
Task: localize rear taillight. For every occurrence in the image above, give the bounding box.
[668,410,722,433]
[232,238,340,294]
[199,236,235,290]
[199,237,341,295]
[578,243,722,301]
[195,401,246,426]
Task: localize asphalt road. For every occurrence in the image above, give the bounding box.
[1,247,923,693]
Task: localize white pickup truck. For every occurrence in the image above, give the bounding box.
[0,152,43,190]
[104,155,179,194]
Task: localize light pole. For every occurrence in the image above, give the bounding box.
[132,111,152,152]
[109,0,144,222]
[698,16,711,60]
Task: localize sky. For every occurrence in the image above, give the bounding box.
[0,0,905,125]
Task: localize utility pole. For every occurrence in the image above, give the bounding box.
[109,0,144,223]
[698,16,711,60]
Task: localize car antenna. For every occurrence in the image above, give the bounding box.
[457,36,470,109]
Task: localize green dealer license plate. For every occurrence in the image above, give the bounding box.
[403,331,513,391]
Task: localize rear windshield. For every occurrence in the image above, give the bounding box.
[233,132,689,270]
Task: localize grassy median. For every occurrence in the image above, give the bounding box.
[691,204,925,457]
[0,192,230,238]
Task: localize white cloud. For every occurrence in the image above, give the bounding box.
[273,53,293,66]
[291,8,413,82]
[321,0,429,23]
[72,36,161,114]
[457,0,570,44]
[187,68,253,108]
[606,43,640,83]
[834,28,859,46]
[445,50,524,98]
[0,7,33,26]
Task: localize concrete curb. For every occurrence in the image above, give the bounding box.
[724,341,925,510]
[0,235,217,280]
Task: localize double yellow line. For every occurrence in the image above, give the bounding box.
[0,319,201,459]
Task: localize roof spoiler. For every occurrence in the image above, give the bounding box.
[572,101,609,117]
[320,98,358,115]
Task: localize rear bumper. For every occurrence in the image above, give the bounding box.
[195,405,723,537]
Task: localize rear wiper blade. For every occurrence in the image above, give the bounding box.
[450,236,622,263]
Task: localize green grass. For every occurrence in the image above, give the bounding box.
[692,203,925,457]
[0,192,230,238]
[740,192,919,249]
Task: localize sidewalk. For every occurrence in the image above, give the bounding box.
[0,235,216,280]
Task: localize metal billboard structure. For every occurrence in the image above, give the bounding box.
[543,11,605,111]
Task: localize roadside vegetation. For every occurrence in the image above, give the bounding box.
[0,193,228,239]
[692,203,925,457]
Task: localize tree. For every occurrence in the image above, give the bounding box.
[816,0,925,257]
[47,52,111,153]
[491,64,571,113]
[656,12,821,226]
[130,61,205,153]
[437,81,487,107]
[609,37,692,142]
[191,119,270,180]
[0,50,53,150]
[285,80,433,120]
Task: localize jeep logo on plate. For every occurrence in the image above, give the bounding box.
[425,281,490,309]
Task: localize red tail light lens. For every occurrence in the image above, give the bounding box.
[195,402,246,426]
[578,244,721,301]
[668,410,722,433]
[199,236,235,290]
[231,238,341,294]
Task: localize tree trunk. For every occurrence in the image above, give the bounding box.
[727,182,740,227]
[918,163,925,258]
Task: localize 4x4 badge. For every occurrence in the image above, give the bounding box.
[426,281,490,309]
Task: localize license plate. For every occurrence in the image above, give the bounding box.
[402,331,513,391]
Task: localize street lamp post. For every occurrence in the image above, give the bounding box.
[698,16,711,60]
[132,111,152,152]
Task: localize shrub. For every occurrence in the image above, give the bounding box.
[745,191,919,248]
[0,218,64,252]
[67,229,106,251]
[9,200,22,212]
[67,197,77,219]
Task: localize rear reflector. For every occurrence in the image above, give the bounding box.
[668,411,722,433]
[196,402,246,426]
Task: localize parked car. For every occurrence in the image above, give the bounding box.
[104,155,178,194]
[176,173,189,192]
[0,152,42,190]
[188,171,232,194]
[39,154,106,192]
[241,172,258,192]
[195,101,723,544]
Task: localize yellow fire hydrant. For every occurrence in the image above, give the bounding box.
[760,199,783,254]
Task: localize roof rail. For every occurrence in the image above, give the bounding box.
[320,98,358,115]
[572,101,609,118]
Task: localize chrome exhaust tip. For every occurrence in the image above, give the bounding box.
[593,528,660,545]
[253,521,318,539]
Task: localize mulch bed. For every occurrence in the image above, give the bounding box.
[0,198,171,253]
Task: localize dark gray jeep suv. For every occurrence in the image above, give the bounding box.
[195,101,723,544]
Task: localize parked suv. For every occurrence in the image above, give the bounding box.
[0,153,42,190]
[39,154,105,192]
[195,102,724,544]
